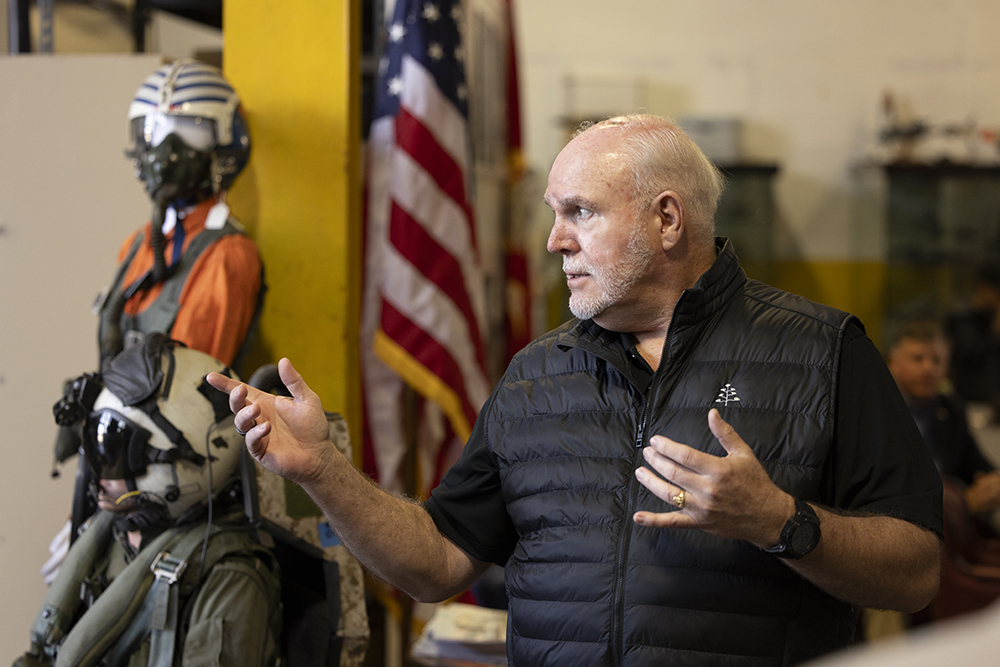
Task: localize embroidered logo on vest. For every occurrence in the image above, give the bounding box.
[715,383,741,406]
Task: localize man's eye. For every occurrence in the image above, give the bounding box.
[577,207,593,219]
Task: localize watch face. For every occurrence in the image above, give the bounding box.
[790,522,820,555]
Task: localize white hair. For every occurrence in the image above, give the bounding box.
[573,114,725,248]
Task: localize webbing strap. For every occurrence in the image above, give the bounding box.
[49,515,258,667]
[107,520,258,667]
[101,538,196,667]
[146,575,179,666]
[100,592,153,667]
[145,548,190,667]
[54,524,188,667]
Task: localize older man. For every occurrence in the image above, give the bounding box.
[209,114,942,666]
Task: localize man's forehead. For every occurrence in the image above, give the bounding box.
[896,336,948,354]
[558,130,628,168]
[546,137,630,202]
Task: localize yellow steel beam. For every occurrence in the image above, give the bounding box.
[223,0,363,465]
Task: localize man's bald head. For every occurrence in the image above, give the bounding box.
[570,115,724,249]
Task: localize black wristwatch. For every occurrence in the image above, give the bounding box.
[764,500,821,559]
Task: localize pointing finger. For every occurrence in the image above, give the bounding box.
[207,372,255,416]
[206,371,240,394]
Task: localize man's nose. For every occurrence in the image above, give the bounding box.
[546,220,576,255]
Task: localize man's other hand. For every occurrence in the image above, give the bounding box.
[632,408,794,549]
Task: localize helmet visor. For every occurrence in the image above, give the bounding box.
[140,112,217,151]
[83,410,152,480]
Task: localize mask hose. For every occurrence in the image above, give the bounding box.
[98,196,170,366]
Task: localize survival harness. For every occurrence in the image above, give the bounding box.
[23,509,276,667]
[96,218,266,376]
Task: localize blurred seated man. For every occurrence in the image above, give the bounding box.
[18,335,281,666]
[887,319,1000,524]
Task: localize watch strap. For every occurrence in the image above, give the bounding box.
[764,499,820,559]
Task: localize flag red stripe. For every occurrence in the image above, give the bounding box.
[388,202,487,369]
[506,250,528,288]
[381,300,479,428]
[395,108,476,245]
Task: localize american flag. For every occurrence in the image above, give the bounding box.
[362,0,490,496]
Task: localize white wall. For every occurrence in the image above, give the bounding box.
[0,54,163,657]
[516,0,1000,261]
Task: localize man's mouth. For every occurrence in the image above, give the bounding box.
[564,273,589,290]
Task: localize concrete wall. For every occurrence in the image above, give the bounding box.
[516,0,1000,337]
[519,0,1000,260]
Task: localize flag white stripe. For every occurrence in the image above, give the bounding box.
[399,55,469,175]
[361,117,410,492]
[391,148,487,331]
[381,244,491,407]
[362,356,408,493]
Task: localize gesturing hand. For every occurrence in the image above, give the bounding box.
[633,408,794,549]
[206,358,336,486]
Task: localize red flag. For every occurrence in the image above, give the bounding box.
[362,0,489,496]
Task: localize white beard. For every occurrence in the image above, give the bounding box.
[565,223,657,321]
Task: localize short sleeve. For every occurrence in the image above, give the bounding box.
[174,233,262,366]
[825,323,943,537]
[424,393,519,565]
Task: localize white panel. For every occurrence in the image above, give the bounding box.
[0,53,163,655]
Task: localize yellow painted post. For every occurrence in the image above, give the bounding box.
[223,0,362,465]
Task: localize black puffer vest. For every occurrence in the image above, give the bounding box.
[489,239,858,666]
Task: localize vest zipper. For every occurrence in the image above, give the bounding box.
[611,389,652,667]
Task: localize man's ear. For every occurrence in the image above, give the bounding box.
[656,191,683,251]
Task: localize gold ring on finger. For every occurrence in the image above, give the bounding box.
[671,489,686,510]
